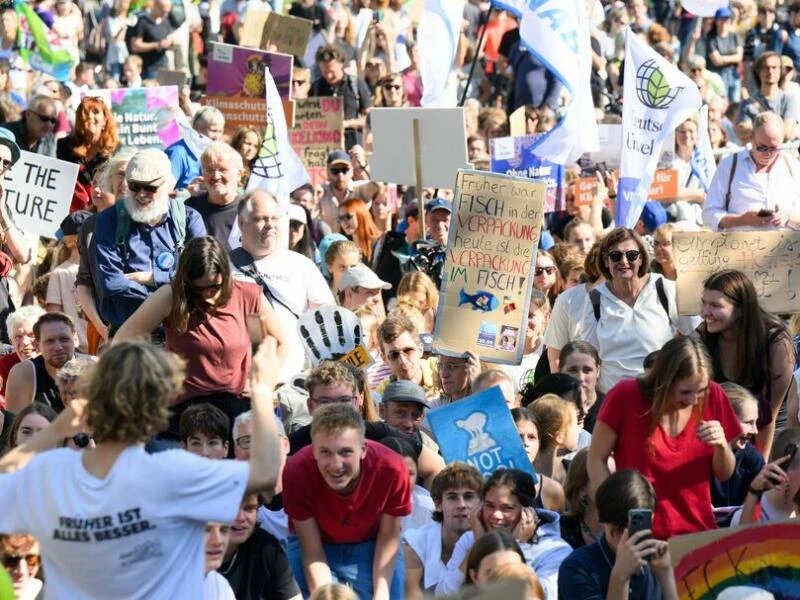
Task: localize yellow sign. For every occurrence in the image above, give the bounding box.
[339,345,374,370]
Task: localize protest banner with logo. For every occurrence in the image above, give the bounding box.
[92,86,181,149]
[370,107,470,189]
[428,386,535,478]
[617,31,701,228]
[3,151,78,238]
[669,522,800,599]
[204,43,293,137]
[433,170,546,364]
[672,230,800,314]
[288,97,344,186]
[490,135,564,213]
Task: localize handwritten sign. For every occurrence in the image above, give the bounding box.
[91,86,181,149]
[3,151,78,238]
[433,170,546,364]
[489,135,565,213]
[648,169,678,200]
[573,177,598,207]
[261,13,313,57]
[672,230,800,314]
[239,8,271,48]
[669,522,800,599]
[288,97,344,186]
[428,386,535,478]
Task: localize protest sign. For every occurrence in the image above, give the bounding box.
[490,135,564,213]
[680,0,728,16]
[573,177,598,207]
[239,8,271,47]
[261,13,313,57]
[427,386,535,478]
[669,522,800,599]
[648,169,678,200]
[92,86,181,149]
[672,230,800,314]
[433,170,546,364]
[156,69,187,87]
[370,107,470,189]
[585,124,675,171]
[339,345,374,370]
[204,42,293,136]
[508,105,526,137]
[288,97,344,186]
[3,151,78,238]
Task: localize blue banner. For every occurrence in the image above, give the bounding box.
[427,386,535,478]
[490,135,564,212]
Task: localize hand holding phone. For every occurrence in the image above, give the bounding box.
[757,208,774,217]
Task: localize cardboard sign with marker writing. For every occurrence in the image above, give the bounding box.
[673,230,800,314]
[261,13,313,57]
[239,9,271,48]
[433,170,546,364]
[288,97,344,186]
[3,151,78,238]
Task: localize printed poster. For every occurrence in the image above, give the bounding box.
[91,86,181,149]
[288,97,344,186]
[433,170,546,365]
[489,135,564,213]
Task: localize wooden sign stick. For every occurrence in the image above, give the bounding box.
[413,118,425,236]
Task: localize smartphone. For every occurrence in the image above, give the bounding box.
[628,509,653,540]
[785,443,798,465]
[757,208,774,217]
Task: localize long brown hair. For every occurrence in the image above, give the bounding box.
[339,198,380,262]
[72,97,119,158]
[167,236,234,333]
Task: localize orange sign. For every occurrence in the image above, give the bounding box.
[572,177,598,207]
[648,169,678,200]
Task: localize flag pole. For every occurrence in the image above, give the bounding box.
[459,2,494,107]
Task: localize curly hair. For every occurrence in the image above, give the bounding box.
[72,96,119,159]
[86,342,185,444]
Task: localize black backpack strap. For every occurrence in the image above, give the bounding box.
[230,248,301,320]
[725,152,738,213]
[589,288,601,321]
[655,276,671,324]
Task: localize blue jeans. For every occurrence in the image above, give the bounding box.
[286,535,404,599]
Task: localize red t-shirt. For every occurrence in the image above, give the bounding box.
[282,439,412,544]
[598,378,741,539]
[166,280,261,403]
[0,351,21,399]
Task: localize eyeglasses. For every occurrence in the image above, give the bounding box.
[292,79,308,86]
[330,166,350,175]
[0,158,13,171]
[386,347,418,361]
[755,144,781,153]
[382,83,402,91]
[311,395,356,405]
[235,435,251,450]
[2,554,39,570]
[535,266,556,276]
[32,111,57,125]
[337,213,354,222]
[607,250,641,263]
[127,181,161,194]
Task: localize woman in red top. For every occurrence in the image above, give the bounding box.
[587,337,741,539]
[115,236,286,436]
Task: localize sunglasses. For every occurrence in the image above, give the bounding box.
[608,250,641,263]
[0,158,12,171]
[386,347,417,361]
[32,111,57,125]
[127,181,161,194]
[755,144,780,153]
[2,554,39,569]
[382,83,402,90]
[337,213,354,222]
[535,266,556,276]
[292,79,308,86]
[330,166,350,175]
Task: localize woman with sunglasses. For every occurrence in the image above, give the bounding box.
[337,198,380,263]
[582,228,699,393]
[114,236,286,436]
[533,251,562,307]
[0,534,41,600]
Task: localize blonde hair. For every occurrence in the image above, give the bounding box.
[397,271,439,311]
[324,239,361,269]
[354,305,381,351]
[487,562,545,600]
[390,298,426,334]
[720,381,758,420]
[86,342,185,444]
[528,394,575,452]
[309,583,359,600]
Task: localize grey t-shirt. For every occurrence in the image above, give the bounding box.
[738,89,800,124]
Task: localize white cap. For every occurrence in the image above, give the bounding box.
[338,264,391,291]
[289,203,307,224]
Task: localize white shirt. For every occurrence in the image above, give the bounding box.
[579,274,700,393]
[403,521,445,593]
[501,345,543,391]
[257,505,289,545]
[542,283,590,352]
[0,447,248,600]
[404,485,435,532]
[235,249,335,383]
[703,148,800,231]
[204,570,236,600]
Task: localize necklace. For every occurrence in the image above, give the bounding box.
[580,519,599,543]
[597,535,614,569]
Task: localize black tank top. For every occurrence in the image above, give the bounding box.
[31,355,63,412]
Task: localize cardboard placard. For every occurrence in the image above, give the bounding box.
[239,8,271,48]
[156,69,187,87]
[669,522,800,599]
[573,177,598,207]
[205,42,293,137]
[261,13,313,57]
[489,135,565,213]
[508,105,526,137]
[91,86,181,149]
[369,107,470,189]
[288,97,344,186]
[433,170,546,364]
[672,230,800,314]
[648,169,678,200]
[3,151,78,238]
[339,345,374,370]
[427,386,535,478]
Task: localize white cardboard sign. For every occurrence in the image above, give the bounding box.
[3,151,79,238]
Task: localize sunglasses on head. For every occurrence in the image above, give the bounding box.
[535,266,556,276]
[608,250,641,263]
[330,166,350,175]
[127,181,161,194]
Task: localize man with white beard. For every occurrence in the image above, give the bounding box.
[94,148,207,334]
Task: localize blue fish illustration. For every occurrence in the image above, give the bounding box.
[459,288,500,312]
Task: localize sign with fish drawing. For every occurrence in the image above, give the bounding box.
[433,170,546,364]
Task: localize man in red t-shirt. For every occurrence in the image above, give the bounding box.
[282,404,411,600]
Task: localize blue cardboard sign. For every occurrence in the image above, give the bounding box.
[427,386,535,479]
[490,135,565,213]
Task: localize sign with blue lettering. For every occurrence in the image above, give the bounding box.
[490,135,564,213]
[427,386,535,479]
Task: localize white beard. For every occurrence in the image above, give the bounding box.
[124,193,170,224]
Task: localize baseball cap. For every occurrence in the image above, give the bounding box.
[60,210,92,236]
[327,149,351,167]
[289,203,307,224]
[425,197,452,213]
[382,380,429,408]
[640,201,668,233]
[318,233,347,277]
[714,6,733,19]
[0,127,20,166]
[338,264,391,291]
[126,148,172,183]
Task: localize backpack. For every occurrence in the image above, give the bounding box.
[114,198,186,260]
[589,277,671,323]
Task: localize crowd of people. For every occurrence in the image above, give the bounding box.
[0,0,798,599]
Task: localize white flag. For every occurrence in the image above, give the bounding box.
[691,104,717,191]
[247,67,310,200]
[617,30,701,228]
[680,0,728,17]
[419,0,464,107]
[519,0,599,165]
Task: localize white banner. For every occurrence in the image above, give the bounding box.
[681,0,729,17]
[3,151,78,238]
[691,104,717,191]
[419,0,464,107]
[519,0,599,165]
[617,30,701,228]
